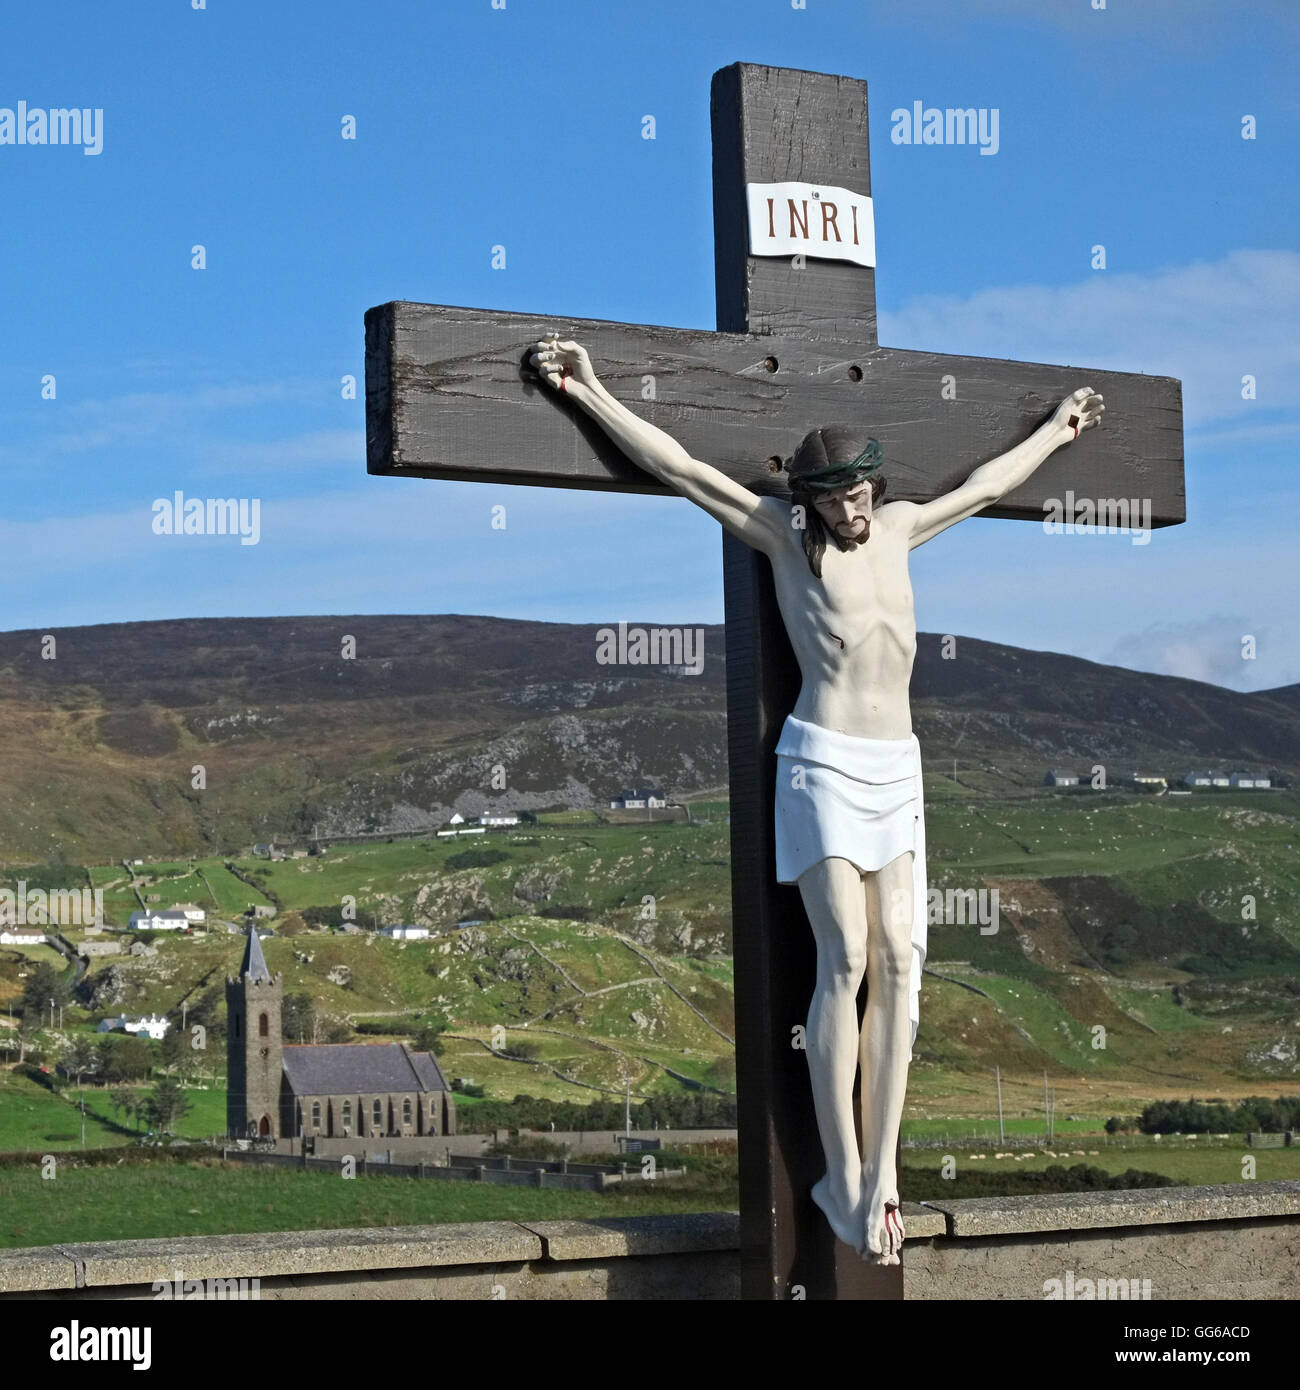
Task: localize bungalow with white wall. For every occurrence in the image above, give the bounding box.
[610,788,667,810]
[0,930,46,945]
[379,925,430,940]
[128,909,191,931]
[97,1013,171,1041]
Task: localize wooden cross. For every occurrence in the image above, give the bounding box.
[365,62,1184,1300]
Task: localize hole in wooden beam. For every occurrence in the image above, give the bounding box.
[762,356,779,373]
[847,365,863,382]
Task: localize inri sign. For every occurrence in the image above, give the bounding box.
[745,180,876,267]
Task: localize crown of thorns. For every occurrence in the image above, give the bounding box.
[789,439,883,495]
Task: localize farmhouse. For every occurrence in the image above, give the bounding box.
[97,1013,170,1041]
[610,788,667,810]
[479,810,519,827]
[128,908,191,931]
[1044,770,1078,787]
[379,925,430,940]
[1229,771,1272,788]
[0,930,45,945]
[226,927,454,1144]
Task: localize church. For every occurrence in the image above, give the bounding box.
[226,926,455,1145]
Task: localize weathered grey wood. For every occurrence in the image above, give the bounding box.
[367,300,1183,521]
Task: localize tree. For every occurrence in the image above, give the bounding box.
[282,992,317,1043]
[22,960,71,1020]
[62,1036,98,1083]
[161,1026,196,1081]
[415,1013,450,1057]
[143,1076,191,1134]
[97,1034,154,1083]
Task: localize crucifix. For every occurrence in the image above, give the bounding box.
[365,62,1184,1299]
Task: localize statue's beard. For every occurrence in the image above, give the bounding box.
[835,518,869,545]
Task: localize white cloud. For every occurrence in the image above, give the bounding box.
[880,249,1300,428]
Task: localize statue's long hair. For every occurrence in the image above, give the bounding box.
[787,425,888,579]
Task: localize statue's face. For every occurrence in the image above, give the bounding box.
[812,479,873,547]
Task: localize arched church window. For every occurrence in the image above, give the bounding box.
[311,1101,321,1128]
[258,1012,269,1038]
[402,1098,412,1126]
[342,1100,352,1129]
[372,1098,383,1129]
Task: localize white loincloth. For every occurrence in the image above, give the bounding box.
[773,714,927,1060]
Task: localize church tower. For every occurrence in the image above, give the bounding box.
[226,925,283,1139]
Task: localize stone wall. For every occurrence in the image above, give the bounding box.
[2,1182,1296,1300]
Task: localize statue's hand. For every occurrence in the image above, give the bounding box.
[530,336,598,401]
[1052,386,1105,442]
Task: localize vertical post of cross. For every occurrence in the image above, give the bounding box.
[712,63,900,1301]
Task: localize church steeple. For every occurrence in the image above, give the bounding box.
[240,922,273,983]
[226,923,283,1139]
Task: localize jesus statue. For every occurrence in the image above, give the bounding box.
[531,333,1103,1263]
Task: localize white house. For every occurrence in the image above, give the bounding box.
[173,904,206,924]
[479,811,520,827]
[1045,770,1079,787]
[610,788,667,810]
[448,813,465,826]
[128,909,190,931]
[97,1013,170,1041]
[1229,772,1271,788]
[379,925,430,940]
[0,930,45,945]
[1183,771,1212,787]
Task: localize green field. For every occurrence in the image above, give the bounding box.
[0,1154,735,1250]
[0,1070,226,1152]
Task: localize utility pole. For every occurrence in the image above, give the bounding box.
[1044,1070,1050,1145]
[995,1065,1005,1144]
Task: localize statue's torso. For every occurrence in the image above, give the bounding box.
[767,500,917,740]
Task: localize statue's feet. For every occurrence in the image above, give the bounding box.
[861,1182,905,1265]
[811,1173,864,1250]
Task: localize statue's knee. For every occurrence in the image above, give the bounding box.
[822,943,867,985]
[872,943,911,984]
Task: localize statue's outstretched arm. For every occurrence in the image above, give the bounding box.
[902,387,1104,550]
[531,337,786,555]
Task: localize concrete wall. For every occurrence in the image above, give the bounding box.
[2,1181,1296,1300]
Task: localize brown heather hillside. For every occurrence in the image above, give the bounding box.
[0,615,1294,862]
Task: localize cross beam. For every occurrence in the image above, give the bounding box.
[365,61,1185,1301]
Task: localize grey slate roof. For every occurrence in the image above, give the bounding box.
[240,926,273,983]
[282,1043,449,1096]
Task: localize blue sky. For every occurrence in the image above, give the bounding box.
[0,0,1296,690]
